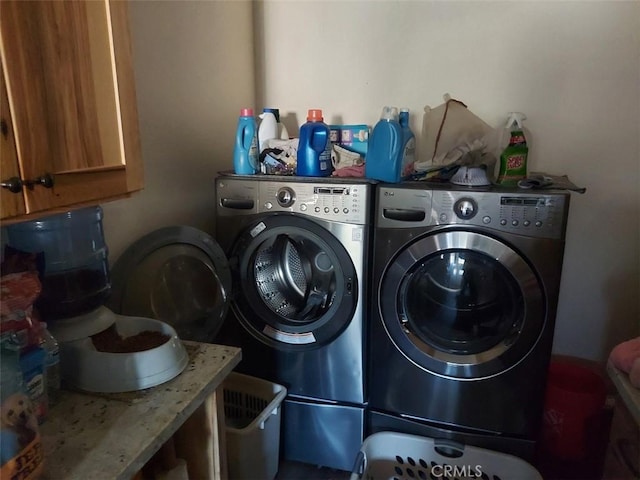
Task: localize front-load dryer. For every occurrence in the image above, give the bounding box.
[368,183,571,461]
[215,174,373,471]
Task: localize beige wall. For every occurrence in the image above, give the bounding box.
[103,1,639,362]
[255,0,640,362]
[102,1,254,257]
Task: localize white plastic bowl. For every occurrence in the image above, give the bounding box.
[58,314,188,393]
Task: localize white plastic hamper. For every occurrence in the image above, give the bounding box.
[223,372,287,480]
[350,432,543,480]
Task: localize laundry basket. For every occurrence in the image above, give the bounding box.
[223,372,287,480]
[349,432,542,480]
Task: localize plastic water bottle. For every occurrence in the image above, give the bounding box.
[296,109,332,177]
[5,206,110,320]
[365,106,403,183]
[399,108,416,180]
[233,108,259,175]
[39,322,61,406]
[258,109,278,154]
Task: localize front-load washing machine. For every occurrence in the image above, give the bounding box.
[368,183,571,461]
[215,174,373,471]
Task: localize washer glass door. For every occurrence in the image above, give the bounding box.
[380,230,544,379]
[107,226,232,343]
[231,215,357,350]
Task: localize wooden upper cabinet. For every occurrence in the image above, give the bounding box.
[0,0,143,222]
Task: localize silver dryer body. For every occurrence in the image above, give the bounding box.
[368,183,571,461]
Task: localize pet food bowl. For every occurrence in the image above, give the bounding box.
[51,307,188,393]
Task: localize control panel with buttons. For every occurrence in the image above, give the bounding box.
[258,181,369,225]
[432,190,569,239]
[376,185,569,240]
[217,178,371,226]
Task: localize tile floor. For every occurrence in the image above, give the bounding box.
[276,461,351,480]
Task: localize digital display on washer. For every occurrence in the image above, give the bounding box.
[314,187,350,195]
[501,197,542,206]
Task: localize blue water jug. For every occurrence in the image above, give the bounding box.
[365,106,403,183]
[296,109,332,177]
[5,206,110,320]
[233,108,259,175]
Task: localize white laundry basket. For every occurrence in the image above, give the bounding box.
[350,432,542,480]
[223,372,287,480]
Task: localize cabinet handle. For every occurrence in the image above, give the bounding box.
[1,176,23,193]
[2,174,54,193]
[24,173,54,190]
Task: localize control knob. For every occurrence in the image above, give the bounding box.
[454,198,478,220]
[276,187,295,207]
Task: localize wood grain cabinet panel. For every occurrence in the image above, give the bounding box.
[0,0,143,223]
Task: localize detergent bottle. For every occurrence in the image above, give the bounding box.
[258,108,278,154]
[496,112,528,186]
[365,106,402,183]
[233,108,259,175]
[399,108,416,180]
[268,108,290,140]
[296,109,332,177]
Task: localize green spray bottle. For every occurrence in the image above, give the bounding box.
[496,112,528,186]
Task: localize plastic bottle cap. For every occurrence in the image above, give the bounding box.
[307,109,324,122]
[381,106,399,121]
[263,108,280,122]
[506,112,527,128]
[240,108,254,116]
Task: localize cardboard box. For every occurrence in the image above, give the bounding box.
[329,124,369,156]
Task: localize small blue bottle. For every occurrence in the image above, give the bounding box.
[399,108,416,180]
[365,106,402,183]
[233,108,259,175]
[296,109,332,177]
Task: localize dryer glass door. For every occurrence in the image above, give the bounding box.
[230,214,358,351]
[401,249,522,356]
[380,230,544,379]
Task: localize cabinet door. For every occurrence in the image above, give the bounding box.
[1,63,26,218]
[0,0,143,220]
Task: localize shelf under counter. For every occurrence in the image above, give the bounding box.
[40,341,241,480]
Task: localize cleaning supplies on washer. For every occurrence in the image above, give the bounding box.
[233,108,259,175]
[259,108,292,174]
[274,109,289,140]
[296,109,332,177]
[258,109,278,154]
[365,106,403,183]
[496,112,528,186]
[399,108,416,179]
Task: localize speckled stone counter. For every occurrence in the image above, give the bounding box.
[39,341,241,480]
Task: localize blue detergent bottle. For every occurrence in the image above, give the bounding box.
[365,106,402,183]
[296,109,332,177]
[233,108,259,175]
[399,108,416,180]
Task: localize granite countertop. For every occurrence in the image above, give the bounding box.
[39,341,241,480]
[607,361,640,426]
